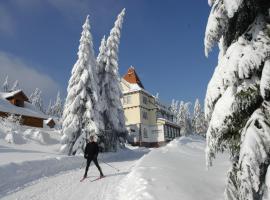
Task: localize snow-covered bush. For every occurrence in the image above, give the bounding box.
[204,1,270,199]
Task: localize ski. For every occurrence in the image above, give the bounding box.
[91,176,105,182]
[80,176,89,182]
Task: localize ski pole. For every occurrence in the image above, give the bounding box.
[80,160,85,169]
[99,159,120,172]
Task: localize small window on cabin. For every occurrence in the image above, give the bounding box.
[143,96,148,105]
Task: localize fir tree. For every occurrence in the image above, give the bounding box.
[192,99,207,135]
[177,101,192,135]
[170,99,179,123]
[60,15,99,155]
[11,80,19,91]
[46,99,53,116]
[97,9,127,151]
[204,1,270,199]
[51,91,63,118]
[29,88,44,113]
[2,76,9,92]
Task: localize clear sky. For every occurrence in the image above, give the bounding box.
[0,0,218,107]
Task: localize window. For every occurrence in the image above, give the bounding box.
[123,95,131,104]
[143,128,148,138]
[143,96,148,105]
[164,125,168,138]
[142,111,148,120]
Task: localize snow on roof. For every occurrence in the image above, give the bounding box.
[0,92,48,119]
[122,79,154,97]
[45,118,55,124]
[2,90,23,98]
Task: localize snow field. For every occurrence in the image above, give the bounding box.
[0,135,229,200]
[118,135,230,200]
[1,147,149,200]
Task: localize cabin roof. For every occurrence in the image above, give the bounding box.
[4,90,29,102]
[0,91,48,119]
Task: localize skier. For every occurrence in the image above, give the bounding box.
[83,135,104,179]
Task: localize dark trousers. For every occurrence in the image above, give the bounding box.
[84,155,104,177]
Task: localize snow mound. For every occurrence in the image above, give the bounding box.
[23,129,58,145]
[0,156,84,198]
[118,135,229,200]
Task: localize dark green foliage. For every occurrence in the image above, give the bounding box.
[224,0,270,49]
[225,161,240,200]
[222,86,263,157]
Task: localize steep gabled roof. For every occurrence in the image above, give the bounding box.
[4,90,29,102]
[123,66,144,89]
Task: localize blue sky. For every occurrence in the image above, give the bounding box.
[0,0,218,107]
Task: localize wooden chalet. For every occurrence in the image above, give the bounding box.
[0,90,48,128]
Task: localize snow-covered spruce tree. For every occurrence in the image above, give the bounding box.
[2,75,9,92]
[29,88,44,113]
[46,99,53,116]
[176,101,192,136]
[170,99,179,115]
[51,91,63,118]
[60,15,100,155]
[11,80,19,91]
[192,99,207,135]
[97,9,127,152]
[204,1,270,199]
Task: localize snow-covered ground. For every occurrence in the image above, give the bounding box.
[0,133,229,200]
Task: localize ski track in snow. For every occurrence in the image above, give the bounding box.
[0,136,229,200]
[1,158,140,200]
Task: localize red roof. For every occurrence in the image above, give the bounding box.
[123,66,144,89]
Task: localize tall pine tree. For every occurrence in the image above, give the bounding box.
[204,1,270,199]
[97,9,127,151]
[192,99,207,135]
[29,88,44,113]
[60,15,99,155]
[51,91,63,118]
[2,76,9,92]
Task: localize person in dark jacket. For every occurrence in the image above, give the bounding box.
[83,135,104,178]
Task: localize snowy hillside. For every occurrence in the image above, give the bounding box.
[118,135,229,200]
[0,134,229,200]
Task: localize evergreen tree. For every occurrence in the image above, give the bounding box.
[46,99,53,116]
[192,99,207,135]
[11,80,19,91]
[170,99,179,123]
[51,91,63,118]
[176,101,192,135]
[204,1,270,199]
[2,76,9,92]
[29,88,44,113]
[97,9,126,151]
[60,15,99,155]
